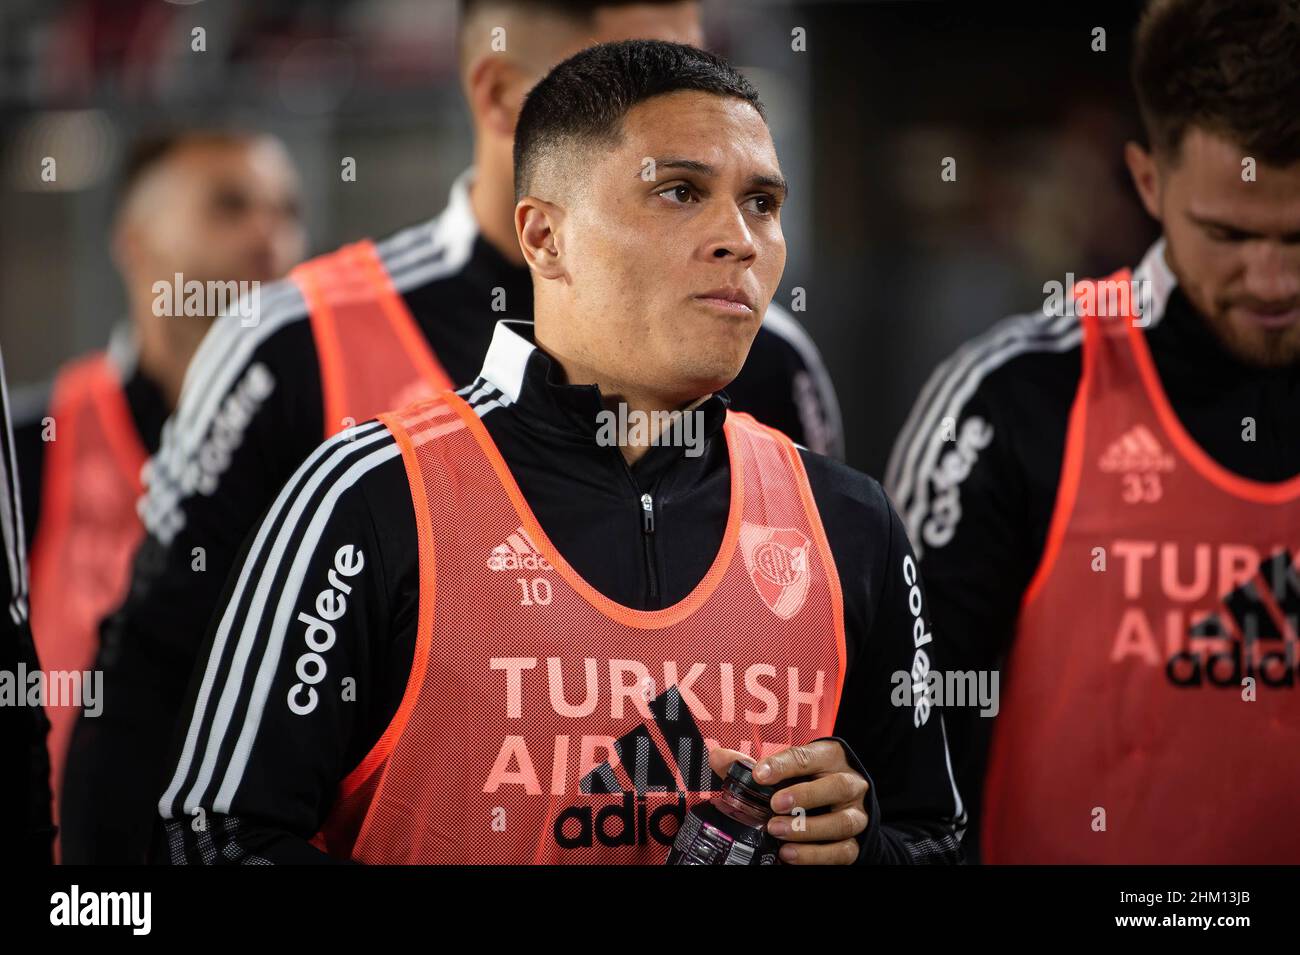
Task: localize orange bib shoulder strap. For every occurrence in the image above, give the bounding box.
[38,352,147,496]
[292,239,453,438]
[1021,267,1138,609]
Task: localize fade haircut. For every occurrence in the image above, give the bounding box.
[513,39,765,201]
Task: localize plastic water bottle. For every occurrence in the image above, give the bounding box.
[666,760,782,865]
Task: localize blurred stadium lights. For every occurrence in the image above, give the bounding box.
[4,109,117,191]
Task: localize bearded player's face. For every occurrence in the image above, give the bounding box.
[1143,127,1300,368]
[562,90,787,402]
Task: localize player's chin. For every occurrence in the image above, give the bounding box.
[669,306,759,383]
[1219,315,1300,368]
[676,350,749,396]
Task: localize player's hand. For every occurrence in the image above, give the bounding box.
[708,740,869,865]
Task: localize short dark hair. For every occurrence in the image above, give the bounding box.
[513,39,765,201]
[1132,0,1300,165]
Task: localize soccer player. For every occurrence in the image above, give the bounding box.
[13,130,303,856]
[67,0,841,864]
[887,0,1300,863]
[157,40,961,865]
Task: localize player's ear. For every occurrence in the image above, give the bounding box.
[466,53,529,139]
[1124,140,1162,223]
[515,196,566,280]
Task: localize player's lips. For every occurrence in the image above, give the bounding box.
[1234,304,1300,330]
[693,287,755,314]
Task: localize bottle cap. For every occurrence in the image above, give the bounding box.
[726,759,779,799]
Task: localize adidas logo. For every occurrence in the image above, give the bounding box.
[1167,548,1300,688]
[552,686,722,850]
[486,526,553,572]
[1099,424,1175,474]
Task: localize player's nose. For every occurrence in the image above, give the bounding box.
[1241,241,1300,303]
[698,201,757,264]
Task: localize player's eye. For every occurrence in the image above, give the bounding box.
[656,183,698,204]
[212,189,251,218]
[1206,225,1248,243]
[744,193,781,216]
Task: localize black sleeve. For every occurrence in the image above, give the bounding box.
[726,304,844,460]
[0,349,53,863]
[803,452,965,864]
[61,288,327,863]
[10,381,51,553]
[883,317,1079,860]
[156,424,417,864]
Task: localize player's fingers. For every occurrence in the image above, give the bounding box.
[707,746,753,779]
[769,769,868,815]
[753,739,846,786]
[779,836,861,866]
[767,802,868,843]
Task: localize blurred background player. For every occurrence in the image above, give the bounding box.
[887,0,1300,863]
[13,130,304,857]
[64,0,840,864]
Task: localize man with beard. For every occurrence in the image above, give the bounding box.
[887,0,1300,862]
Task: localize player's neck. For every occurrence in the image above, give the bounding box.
[533,328,707,466]
[130,306,201,412]
[469,148,527,268]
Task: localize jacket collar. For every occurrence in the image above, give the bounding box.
[475,319,730,447]
[1132,237,1177,328]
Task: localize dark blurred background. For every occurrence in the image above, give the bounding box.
[0,0,1158,476]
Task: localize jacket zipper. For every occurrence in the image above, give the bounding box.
[639,491,660,605]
